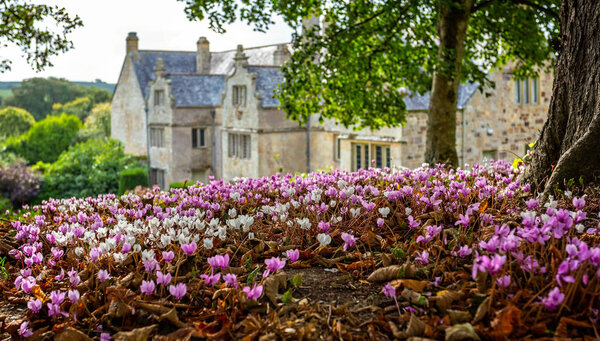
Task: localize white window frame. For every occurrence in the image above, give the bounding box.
[232,85,247,107]
[154,89,165,106]
[149,127,164,148]
[228,133,251,159]
[351,142,391,171]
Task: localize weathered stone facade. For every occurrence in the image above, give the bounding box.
[400,67,553,169]
[111,33,552,188]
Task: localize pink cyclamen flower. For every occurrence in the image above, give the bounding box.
[415,250,430,264]
[162,250,175,263]
[89,247,102,263]
[121,242,131,254]
[263,257,286,278]
[143,259,159,273]
[243,284,263,300]
[223,273,239,289]
[377,218,384,227]
[542,287,565,311]
[68,289,80,303]
[341,233,357,251]
[382,282,396,298]
[100,332,112,341]
[496,275,511,289]
[50,290,66,305]
[28,298,42,313]
[573,197,586,210]
[19,321,33,338]
[140,280,156,295]
[55,269,65,281]
[318,221,330,233]
[169,283,187,300]
[21,277,36,294]
[286,249,299,263]
[200,270,221,286]
[207,254,230,269]
[156,271,172,286]
[97,270,111,283]
[47,303,68,317]
[181,242,197,255]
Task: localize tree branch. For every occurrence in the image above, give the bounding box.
[512,0,559,20]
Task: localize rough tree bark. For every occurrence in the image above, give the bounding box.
[522,0,600,193]
[425,0,472,168]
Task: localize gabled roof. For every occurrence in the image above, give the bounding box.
[247,66,283,108]
[403,82,480,111]
[129,44,283,102]
[167,74,225,107]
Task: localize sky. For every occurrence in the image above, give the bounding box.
[0,0,294,83]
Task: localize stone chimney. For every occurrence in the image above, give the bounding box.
[234,44,248,68]
[196,36,211,74]
[154,58,165,78]
[273,44,290,65]
[126,32,139,54]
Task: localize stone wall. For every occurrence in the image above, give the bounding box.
[401,67,553,168]
[110,56,147,156]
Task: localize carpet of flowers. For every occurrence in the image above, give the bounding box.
[0,160,599,340]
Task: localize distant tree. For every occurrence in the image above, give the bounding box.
[0,106,35,138]
[76,102,111,142]
[3,113,82,164]
[0,1,82,72]
[52,97,92,120]
[37,139,142,200]
[181,0,559,167]
[2,78,111,120]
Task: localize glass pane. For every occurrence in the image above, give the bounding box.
[364,144,369,169]
[200,129,205,146]
[523,79,529,104]
[515,80,521,103]
[376,146,382,168]
[192,129,197,148]
[385,147,391,168]
[356,145,361,170]
[532,78,538,104]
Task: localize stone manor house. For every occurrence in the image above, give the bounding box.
[111,32,553,188]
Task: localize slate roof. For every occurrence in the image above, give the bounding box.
[167,74,225,107]
[403,82,480,111]
[129,44,479,110]
[247,66,283,108]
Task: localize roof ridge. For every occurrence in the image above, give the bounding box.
[136,42,291,55]
[166,73,227,77]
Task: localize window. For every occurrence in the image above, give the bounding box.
[482,150,497,161]
[192,128,205,148]
[515,77,539,105]
[522,79,529,104]
[150,168,165,189]
[154,90,165,106]
[228,133,251,159]
[532,78,539,104]
[352,143,391,171]
[150,127,164,147]
[232,85,247,106]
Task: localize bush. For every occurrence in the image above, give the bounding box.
[0,162,42,208]
[76,102,111,142]
[52,97,92,120]
[0,152,26,168]
[38,139,142,200]
[3,113,82,164]
[0,107,35,138]
[169,181,187,189]
[118,168,149,195]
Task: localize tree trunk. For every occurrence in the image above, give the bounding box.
[522,1,600,193]
[425,0,472,168]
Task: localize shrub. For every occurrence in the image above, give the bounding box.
[0,107,35,138]
[38,139,142,200]
[0,162,42,207]
[169,181,187,189]
[118,168,149,195]
[76,102,111,142]
[3,113,82,164]
[0,152,26,168]
[52,97,92,120]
